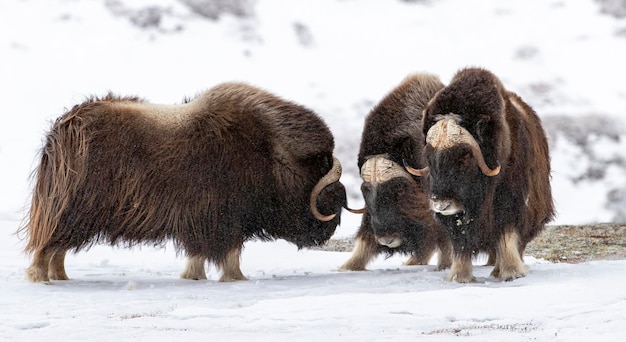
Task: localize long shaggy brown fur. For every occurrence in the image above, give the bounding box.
[420,67,555,282]
[20,83,347,283]
[340,73,452,272]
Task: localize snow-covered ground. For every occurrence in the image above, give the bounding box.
[1,218,625,341]
[1,0,625,340]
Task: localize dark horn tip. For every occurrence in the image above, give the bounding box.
[345,206,367,214]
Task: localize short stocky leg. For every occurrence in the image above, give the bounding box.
[446,253,475,283]
[486,249,497,266]
[435,240,453,271]
[27,248,54,283]
[48,250,69,280]
[403,249,433,266]
[491,230,528,281]
[181,256,207,280]
[403,253,425,266]
[219,248,248,282]
[338,237,378,271]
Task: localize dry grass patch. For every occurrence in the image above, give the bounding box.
[313,224,626,263]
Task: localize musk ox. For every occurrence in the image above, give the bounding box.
[20,82,354,283]
[340,73,452,272]
[405,67,555,282]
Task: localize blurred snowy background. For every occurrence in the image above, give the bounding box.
[1,0,626,230]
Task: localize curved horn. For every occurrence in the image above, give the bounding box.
[345,206,367,214]
[426,118,500,177]
[310,156,343,221]
[403,159,429,177]
[469,144,501,176]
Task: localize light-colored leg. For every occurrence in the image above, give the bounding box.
[218,248,247,282]
[435,241,453,271]
[486,249,497,266]
[48,250,69,280]
[181,255,207,280]
[491,230,528,281]
[338,237,378,271]
[445,253,475,283]
[403,251,430,266]
[27,248,53,283]
[403,249,436,266]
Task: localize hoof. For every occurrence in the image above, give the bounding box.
[27,266,51,284]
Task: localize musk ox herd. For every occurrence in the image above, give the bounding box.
[19,67,554,284]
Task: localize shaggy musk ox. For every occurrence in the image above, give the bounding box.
[405,68,555,282]
[340,74,452,272]
[20,83,353,283]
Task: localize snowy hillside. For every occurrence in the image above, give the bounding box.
[1,1,626,341]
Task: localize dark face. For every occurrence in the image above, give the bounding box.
[289,181,346,248]
[361,177,431,250]
[425,145,487,219]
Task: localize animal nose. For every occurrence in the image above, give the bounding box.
[376,236,402,248]
[432,200,451,212]
[379,237,394,245]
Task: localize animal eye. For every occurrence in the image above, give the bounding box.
[361,182,372,194]
[460,152,472,169]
